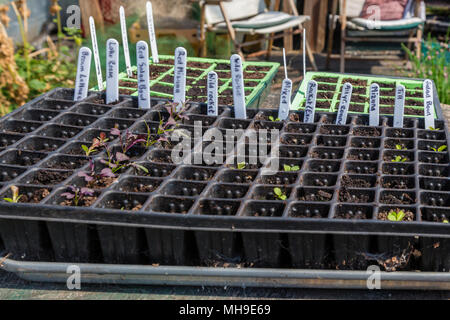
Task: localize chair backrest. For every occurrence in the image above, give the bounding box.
[340,0,366,18]
[205,0,267,25]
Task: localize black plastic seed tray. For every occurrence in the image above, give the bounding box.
[0,88,448,273]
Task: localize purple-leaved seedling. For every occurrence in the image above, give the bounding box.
[61,186,95,207]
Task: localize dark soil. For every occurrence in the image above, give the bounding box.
[31,170,72,185]
[157,59,175,65]
[15,152,45,166]
[187,87,207,97]
[380,107,394,115]
[89,98,121,106]
[216,71,231,79]
[187,61,212,69]
[352,127,381,137]
[349,104,365,112]
[405,108,423,116]
[383,154,411,162]
[378,82,396,89]
[351,87,366,94]
[380,193,415,205]
[406,91,423,98]
[215,63,230,70]
[281,135,309,145]
[341,175,373,188]
[186,69,205,77]
[151,84,172,94]
[61,196,98,207]
[342,78,368,86]
[378,209,414,221]
[151,65,172,77]
[380,97,395,105]
[317,91,334,99]
[338,188,371,203]
[384,140,410,150]
[382,179,409,189]
[119,88,136,96]
[316,100,331,108]
[298,190,333,202]
[346,165,377,174]
[313,76,338,83]
[244,80,258,87]
[334,210,368,220]
[337,94,367,103]
[50,158,89,170]
[160,75,196,85]
[245,65,271,72]
[107,200,143,211]
[19,188,51,203]
[87,176,117,189]
[318,84,336,91]
[150,154,174,164]
[243,71,266,79]
[126,183,158,193]
[218,96,234,105]
[405,99,423,107]
[220,89,250,96]
[119,81,138,88]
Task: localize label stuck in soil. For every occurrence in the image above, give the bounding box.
[303,80,318,123]
[230,54,246,119]
[146,1,159,64]
[120,6,133,78]
[106,39,119,104]
[278,78,292,120]
[423,79,435,129]
[173,47,187,111]
[137,41,150,109]
[369,83,380,126]
[74,47,92,101]
[393,84,405,128]
[207,71,218,116]
[336,82,352,125]
[89,17,104,91]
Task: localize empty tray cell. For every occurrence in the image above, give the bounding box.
[334,204,373,220]
[18,168,73,186]
[173,166,217,182]
[385,117,415,128]
[0,185,52,204]
[97,192,148,211]
[110,108,147,120]
[341,174,377,188]
[296,187,334,202]
[182,114,218,127]
[285,123,317,134]
[316,135,348,148]
[46,88,75,100]
[194,199,241,216]
[186,103,229,116]
[185,153,225,167]
[350,137,381,149]
[380,190,416,205]
[132,121,164,135]
[386,128,415,138]
[345,161,378,174]
[241,201,286,218]
[145,110,171,123]
[418,140,448,152]
[93,118,135,131]
[0,149,46,167]
[19,137,65,153]
[36,124,83,140]
[384,138,415,150]
[0,120,42,134]
[71,103,112,116]
[109,144,147,160]
[383,150,414,162]
[419,151,449,164]
[32,99,73,111]
[419,177,450,192]
[306,159,341,173]
[376,206,417,222]
[280,133,313,146]
[352,126,382,137]
[85,94,128,106]
[199,140,236,157]
[39,154,89,170]
[129,162,176,178]
[417,130,446,141]
[216,169,258,184]
[420,192,450,207]
[114,176,162,193]
[148,196,194,214]
[251,120,284,132]
[159,180,207,197]
[287,111,321,123]
[257,172,298,185]
[250,185,292,201]
[14,109,59,122]
[321,114,352,125]
[338,188,375,203]
[381,176,415,190]
[0,165,27,182]
[77,128,116,143]
[419,164,449,177]
[417,119,445,130]
[420,207,450,223]
[206,183,249,199]
[217,118,251,130]
[56,113,98,127]
[382,163,415,176]
[146,149,181,164]
[272,158,304,172]
[227,155,265,170]
[226,107,258,119]
[302,173,338,187]
[311,147,344,160]
[0,133,24,149]
[319,124,349,136]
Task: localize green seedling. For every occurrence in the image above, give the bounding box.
[82,132,109,156]
[395,144,407,150]
[236,162,246,170]
[3,186,22,203]
[391,156,408,162]
[428,127,441,131]
[387,209,406,222]
[283,164,300,172]
[443,219,449,224]
[268,116,281,122]
[273,188,287,200]
[430,145,447,152]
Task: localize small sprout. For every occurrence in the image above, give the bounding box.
[387,209,406,222]
[273,187,287,200]
[443,219,449,224]
[283,164,300,172]
[82,132,109,156]
[268,116,281,122]
[428,127,440,131]
[395,144,406,150]
[237,162,246,170]
[430,145,447,152]
[61,186,94,207]
[391,156,407,162]
[3,186,22,203]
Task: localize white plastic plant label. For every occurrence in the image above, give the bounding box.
[423,79,435,130]
[74,47,92,101]
[207,71,218,116]
[89,17,103,91]
[106,39,119,104]
[336,82,352,125]
[369,83,380,126]
[303,80,318,123]
[230,54,246,119]
[136,41,150,109]
[146,1,159,64]
[393,84,405,128]
[173,47,187,111]
[120,6,133,78]
[278,78,292,120]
